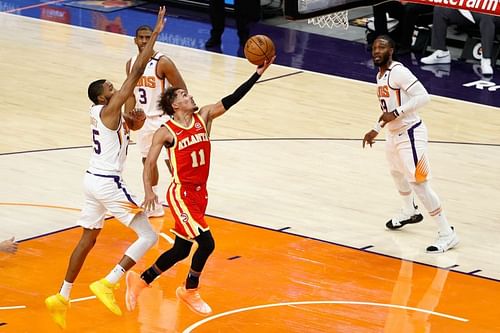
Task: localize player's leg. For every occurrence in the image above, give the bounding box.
[45,172,106,328]
[399,123,458,252]
[173,186,213,315]
[385,132,423,229]
[89,176,155,315]
[176,230,214,316]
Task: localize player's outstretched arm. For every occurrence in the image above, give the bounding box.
[199,56,275,125]
[101,6,166,130]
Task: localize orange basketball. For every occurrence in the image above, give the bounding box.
[244,35,275,66]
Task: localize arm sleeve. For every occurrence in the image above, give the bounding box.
[390,66,430,115]
[221,72,261,110]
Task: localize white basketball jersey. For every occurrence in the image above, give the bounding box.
[88,105,130,174]
[376,61,421,132]
[129,52,167,117]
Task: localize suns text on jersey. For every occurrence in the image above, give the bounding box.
[136,76,156,88]
[377,85,390,98]
[178,133,208,150]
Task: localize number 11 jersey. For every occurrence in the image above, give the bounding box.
[164,113,211,185]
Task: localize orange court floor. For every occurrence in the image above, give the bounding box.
[0,209,498,333]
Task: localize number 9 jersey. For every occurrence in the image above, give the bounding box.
[376,61,422,132]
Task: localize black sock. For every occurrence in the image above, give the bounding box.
[141,266,161,285]
[185,271,200,289]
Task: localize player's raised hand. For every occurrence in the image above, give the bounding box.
[362,129,378,148]
[154,6,167,34]
[257,55,276,75]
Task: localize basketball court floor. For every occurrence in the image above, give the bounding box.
[1,1,499,332]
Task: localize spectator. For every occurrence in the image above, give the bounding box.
[205,0,260,48]
[421,8,500,75]
[370,1,433,55]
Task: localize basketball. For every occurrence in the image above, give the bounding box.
[124,108,146,131]
[244,35,275,66]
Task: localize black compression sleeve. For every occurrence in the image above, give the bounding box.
[221,72,261,110]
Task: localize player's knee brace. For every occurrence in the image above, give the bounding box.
[410,181,441,213]
[171,237,192,261]
[191,231,215,272]
[125,213,158,262]
[390,170,412,194]
[197,231,215,257]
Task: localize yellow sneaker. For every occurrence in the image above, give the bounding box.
[89,279,122,316]
[176,285,212,316]
[45,293,69,329]
[125,271,149,311]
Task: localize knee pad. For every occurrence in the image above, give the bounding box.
[197,231,215,257]
[125,213,158,262]
[410,181,441,213]
[171,238,192,260]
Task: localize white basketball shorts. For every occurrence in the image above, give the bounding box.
[385,121,432,183]
[137,114,169,159]
[77,171,143,229]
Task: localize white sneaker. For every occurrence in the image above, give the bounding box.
[481,57,493,75]
[146,204,164,218]
[420,50,451,64]
[386,206,424,230]
[426,227,459,253]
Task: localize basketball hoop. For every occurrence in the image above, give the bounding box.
[307,11,349,30]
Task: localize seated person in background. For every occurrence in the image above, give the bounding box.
[370,1,433,54]
[421,7,500,75]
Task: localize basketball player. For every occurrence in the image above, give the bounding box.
[44,7,167,329]
[125,56,276,315]
[124,25,187,218]
[363,35,459,253]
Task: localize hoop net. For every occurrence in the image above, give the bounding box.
[307,11,349,30]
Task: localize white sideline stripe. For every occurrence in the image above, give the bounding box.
[70,296,96,303]
[183,300,468,332]
[0,305,26,310]
[160,232,174,244]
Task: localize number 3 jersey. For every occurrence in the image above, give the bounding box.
[164,113,211,185]
[376,61,422,132]
[88,104,130,175]
[129,52,167,117]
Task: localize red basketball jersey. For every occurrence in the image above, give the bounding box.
[165,113,211,185]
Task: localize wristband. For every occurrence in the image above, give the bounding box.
[373,121,382,133]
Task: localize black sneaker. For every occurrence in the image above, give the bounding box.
[386,209,424,229]
[205,37,221,48]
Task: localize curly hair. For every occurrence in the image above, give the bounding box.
[158,87,182,116]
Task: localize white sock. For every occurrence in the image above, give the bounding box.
[59,281,73,300]
[105,265,126,284]
[431,209,453,235]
